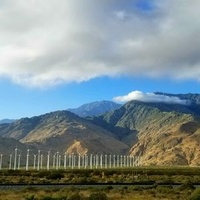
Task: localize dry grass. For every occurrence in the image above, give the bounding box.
[0,186,192,200]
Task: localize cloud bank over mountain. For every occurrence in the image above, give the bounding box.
[0,0,200,87]
[113,91,190,105]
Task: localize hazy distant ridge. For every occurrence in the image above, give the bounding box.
[67,100,121,117]
[0,119,15,124]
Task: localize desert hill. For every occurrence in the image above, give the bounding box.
[0,111,128,155]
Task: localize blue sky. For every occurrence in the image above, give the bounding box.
[0,0,200,119]
[1,76,199,119]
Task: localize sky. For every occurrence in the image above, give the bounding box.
[1,0,200,119]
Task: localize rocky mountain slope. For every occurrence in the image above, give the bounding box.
[89,94,200,166]
[0,111,128,155]
[67,101,121,117]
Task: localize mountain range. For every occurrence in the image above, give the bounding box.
[89,98,200,166]
[0,110,128,155]
[1,93,200,166]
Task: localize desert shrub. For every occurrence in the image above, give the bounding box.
[25,194,35,200]
[179,182,195,191]
[21,186,39,192]
[4,169,20,176]
[40,196,66,200]
[18,177,26,183]
[4,169,31,176]
[91,170,102,176]
[127,186,143,192]
[67,192,81,200]
[105,185,113,191]
[74,169,91,177]
[37,171,51,178]
[66,173,75,179]
[77,177,88,184]
[189,188,200,200]
[88,192,107,200]
[156,185,174,194]
[47,171,64,180]
[40,196,54,200]
[120,186,129,195]
[104,170,116,176]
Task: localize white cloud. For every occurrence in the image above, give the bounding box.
[113,91,189,105]
[0,0,200,87]
[114,11,128,20]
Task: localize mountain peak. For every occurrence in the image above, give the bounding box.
[67,100,121,117]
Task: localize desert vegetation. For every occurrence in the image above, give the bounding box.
[1,166,200,185]
[0,181,198,200]
[0,167,200,199]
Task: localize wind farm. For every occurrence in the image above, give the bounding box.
[2,148,141,171]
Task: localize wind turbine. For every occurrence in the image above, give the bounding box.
[47,151,50,170]
[14,147,18,170]
[0,154,3,170]
[33,154,37,169]
[56,152,59,170]
[37,150,40,171]
[17,154,21,170]
[9,153,12,169]
[26,149,30,171]
[64,152,67,169]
